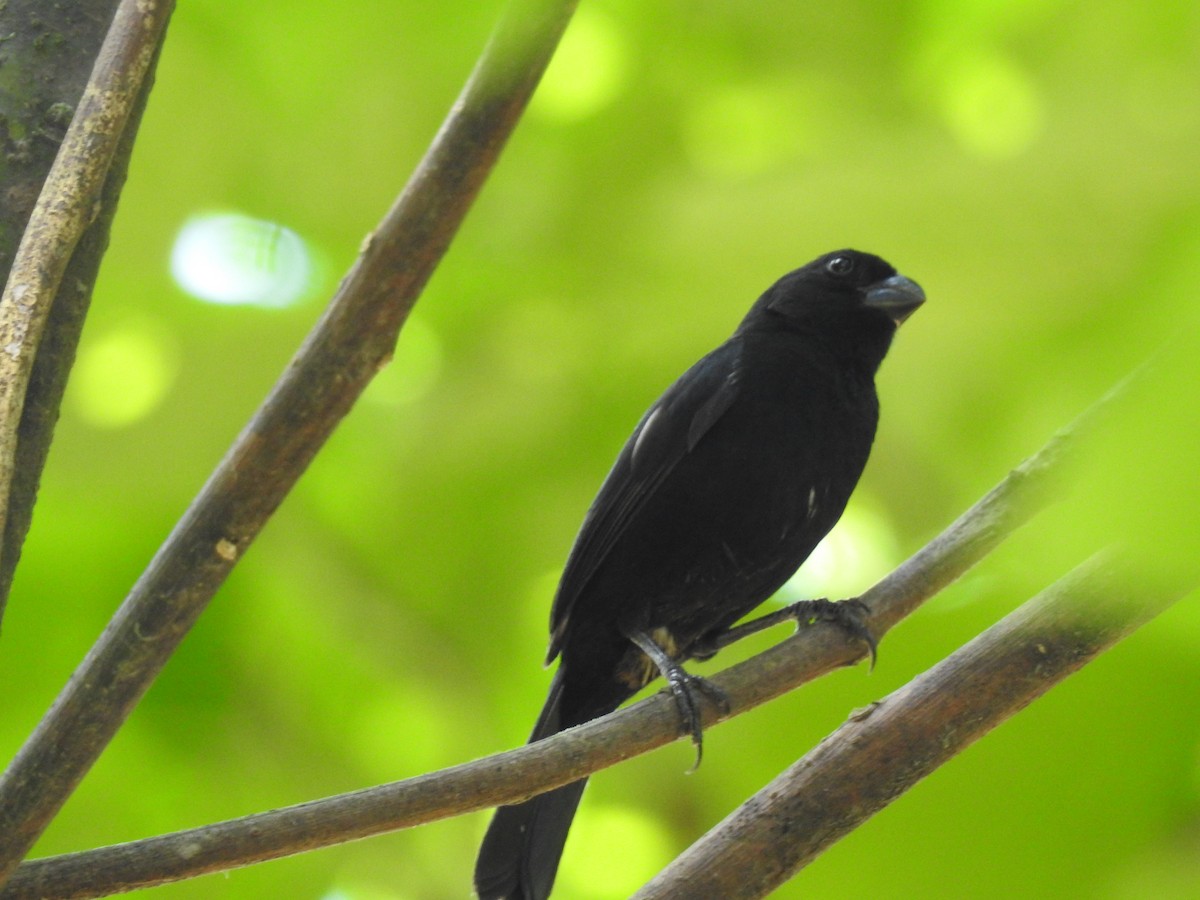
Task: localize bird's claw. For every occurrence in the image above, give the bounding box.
[786,597,877,670]
[664,667,729,770]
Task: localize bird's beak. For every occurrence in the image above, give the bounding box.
[864,274,925,325]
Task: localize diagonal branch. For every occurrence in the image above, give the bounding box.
[0,0,163,622]
[0,0,579,885]
[632,548,1196,899]
[0,372,1130,899]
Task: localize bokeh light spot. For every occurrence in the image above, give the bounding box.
[560,804,674,897]
[533,7,627,120]
[781,499,901,600]
[321,887,416,900]
[683,83,807,178]
[70,321,179,429]
[170,211,315,308]
[939,52,1043,159]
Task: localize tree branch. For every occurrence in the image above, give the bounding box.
[0,0,119,279]
[0,0,156,619]
[0,0,172,600]
[0,372,1129,898]
[632,549,1195,899]
[0,0,578,885]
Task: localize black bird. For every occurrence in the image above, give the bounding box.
[474,249,924,900]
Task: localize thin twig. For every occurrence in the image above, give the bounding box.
[632,549,1195,899]
[865,356,1150,636]
[0,0,578,885]
[0,371,1130,898]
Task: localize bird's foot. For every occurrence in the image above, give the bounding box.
[661,662,729,770]
[624,627,729,769]
[785,598,877,669]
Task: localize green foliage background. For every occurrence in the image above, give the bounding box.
[2,0,1198,897]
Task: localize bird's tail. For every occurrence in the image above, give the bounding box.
[474,670,623,900]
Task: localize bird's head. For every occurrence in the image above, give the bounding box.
[740,249,924,365]
[767,249,924,325]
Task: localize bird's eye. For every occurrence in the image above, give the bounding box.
[825,255,854,277]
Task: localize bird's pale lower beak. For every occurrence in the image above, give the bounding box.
[864,274,925,325]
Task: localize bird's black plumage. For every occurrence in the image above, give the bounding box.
[474,249,923,900]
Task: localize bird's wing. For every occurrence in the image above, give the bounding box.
[547,340,742,662]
